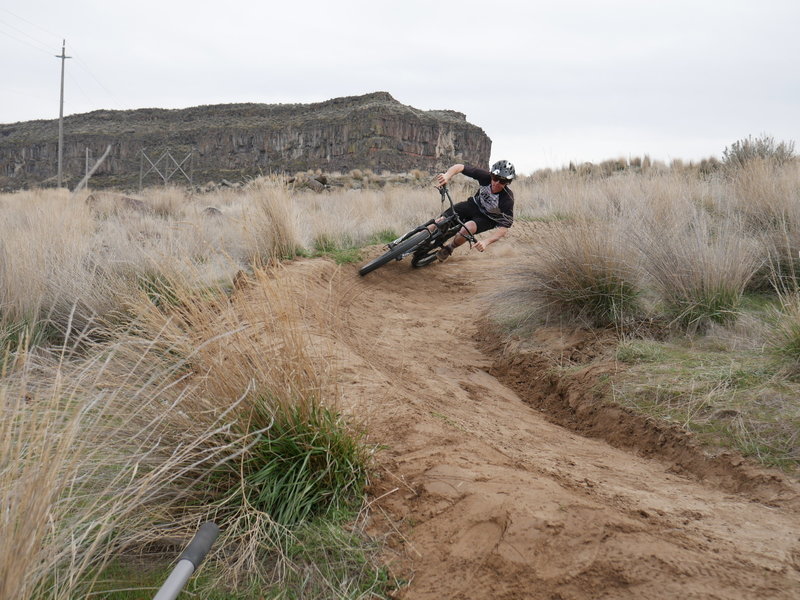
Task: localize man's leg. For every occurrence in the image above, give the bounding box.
[451,221,478,248]
[438,221,477,261]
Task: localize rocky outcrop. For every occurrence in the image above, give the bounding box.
[0,92,491,190]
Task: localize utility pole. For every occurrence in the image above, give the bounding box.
[55,39,71,188]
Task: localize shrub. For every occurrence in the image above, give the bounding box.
[722,134,796,170]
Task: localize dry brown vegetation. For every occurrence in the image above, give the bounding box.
[2,146,800,597]
[499,153,800,474]
[1,179,405,597]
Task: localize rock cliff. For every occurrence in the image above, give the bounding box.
[0,92,491,190]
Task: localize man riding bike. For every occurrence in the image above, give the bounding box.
[433,159,516,262]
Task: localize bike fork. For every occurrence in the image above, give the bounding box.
[388,223,437,249]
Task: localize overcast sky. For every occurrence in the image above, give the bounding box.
[2,0,798,174]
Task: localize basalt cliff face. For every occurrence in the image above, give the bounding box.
[0,92,491,190]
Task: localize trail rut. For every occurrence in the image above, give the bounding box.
[299,241,800,599]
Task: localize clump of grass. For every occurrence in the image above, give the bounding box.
[246,181,304,262]
[235,402,368,529]
[499,220,642,328]
[729,160,800,230]
[312,234,362,264]
[0,334,262,600]
[118,266,377,590]
[723,160,800,292]
[767,292,800,369]
[615,339,667,364]
[636,214,763,331]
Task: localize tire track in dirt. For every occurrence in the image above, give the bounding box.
[319,243,800,600]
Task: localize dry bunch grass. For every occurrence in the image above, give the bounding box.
[1,260,347,596]
[499,219,642,328]
[633,211,764,329]
[508,162,800,332]
[0,178,450,346]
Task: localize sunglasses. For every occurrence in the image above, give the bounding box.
[491,175,511,185]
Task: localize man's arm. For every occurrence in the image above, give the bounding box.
[474,227,508,252]
[436,164,465,187]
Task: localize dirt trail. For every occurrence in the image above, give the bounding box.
[305,240,800,599]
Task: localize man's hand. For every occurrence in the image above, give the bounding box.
[473,227,508,252]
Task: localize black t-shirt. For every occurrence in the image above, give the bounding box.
[462,165,514,228]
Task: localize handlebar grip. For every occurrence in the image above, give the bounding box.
[178,522,220,569]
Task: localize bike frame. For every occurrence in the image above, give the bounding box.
[392,186,476,254]
[358,185,477,275]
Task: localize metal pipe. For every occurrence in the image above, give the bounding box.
[152,522,220,600]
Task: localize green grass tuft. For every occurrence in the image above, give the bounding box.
[368,229,399,245]
[1,318,60,353]
[665,286,744,330]
[549,273,642,328]
[312,234,364,264]
[136,271,181,309]
[235,401,368,529]
[615,339,667,364]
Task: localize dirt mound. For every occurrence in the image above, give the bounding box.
[279,243,800,599]
[482,329,798,509]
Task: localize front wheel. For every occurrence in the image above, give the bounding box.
[359,230,430,276]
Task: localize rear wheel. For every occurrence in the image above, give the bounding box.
[359,231,430,276]
[411,251,439,268]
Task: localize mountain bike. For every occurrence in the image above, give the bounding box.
[358,186,477,276]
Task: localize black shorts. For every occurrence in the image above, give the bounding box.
[442,200,497,234]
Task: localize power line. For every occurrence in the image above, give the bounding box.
[0,7,59,39]
[71,51,120,105]
[66,69,93,106]
[1,9,121,114]
[1,9,115,99]
[0,21,54,55]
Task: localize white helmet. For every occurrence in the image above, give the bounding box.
[490,160,516,182]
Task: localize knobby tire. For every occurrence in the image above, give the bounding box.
[411,252,439,268]
[359,230,430,276]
